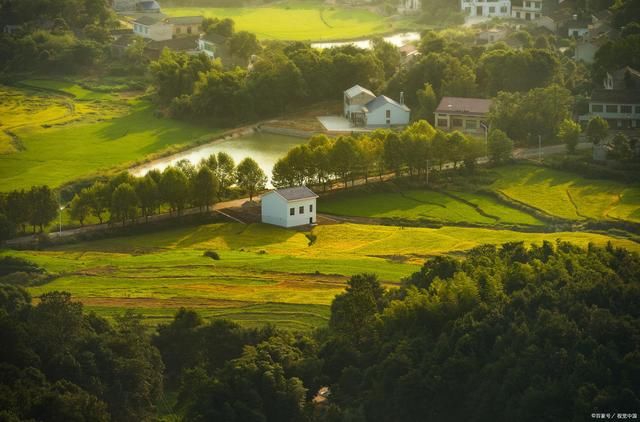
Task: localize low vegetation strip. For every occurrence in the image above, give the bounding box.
[3,222,638,328]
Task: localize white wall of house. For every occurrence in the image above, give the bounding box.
[261,194,317,228]
[344,91,376,118]
[434,113,485,135]
[366,103,410,127]
[461,0,511,17]
[197,40,216,58]
[133,22,173,41]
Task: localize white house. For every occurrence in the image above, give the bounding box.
[261,186,318,228]
[398,0,422,14]
[133,16,173,41]
[461,0,511,18]
[343,85,410,128]
[512,0,543,20]
[434,96,492,135]
[197,33,227,59]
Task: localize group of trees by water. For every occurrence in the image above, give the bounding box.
[151,41,392,125]
[272,120,513,190]
[1,240,638,420]
[0,154,267,238]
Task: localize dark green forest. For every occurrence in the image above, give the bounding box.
[1,241,639,421]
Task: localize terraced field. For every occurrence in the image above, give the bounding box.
[0,81,217,191]
[319,188,544,226]
[491,165,640,223]
[6,222,638,330]
[163,1,411,40]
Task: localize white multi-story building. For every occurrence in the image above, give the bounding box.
[398,0,422,14]
[512,0,543,20]
[461,0,511,18]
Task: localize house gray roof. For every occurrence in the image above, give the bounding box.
[134,15,162,26]
[137,0,160,11]
[165,16,204,25]
[267,186,318,201]
[345,84,375,99]
[365,95,410,112]
[435,97,492,116]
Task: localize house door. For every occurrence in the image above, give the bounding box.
[309,217,313,224]
[476,6,483,16]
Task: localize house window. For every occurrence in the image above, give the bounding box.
[606,105,618,113]
[309,204,313,213]
[176,27,181,34]
[437,118,448,128]
[466,120,478,129]
[299,206,304,214]
[290,208,295,216]
[489,6,495,13]
[187,26,192,34]
[621,105,632,113]
[500,6,507,13]
[452,118,463,127]
[592,104,603,112]
[386,110,391,118]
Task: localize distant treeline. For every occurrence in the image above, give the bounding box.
[271,120,514,190]
[1,240,639,420]
[0,154,267,239]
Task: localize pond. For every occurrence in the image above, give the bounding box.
[310,32,420,50]
[130,132,307,187]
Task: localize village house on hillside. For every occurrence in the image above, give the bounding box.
[261,187,318,228]
[133,15,173,41]
[434,96,491,135]
[165,16,203,37]
[398,0,422,14]
[580,67,640,131]
[461,0,511,18]
[343,85,410,128]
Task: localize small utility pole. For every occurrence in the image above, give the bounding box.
[538,134,542,163]
[426,159,430,185]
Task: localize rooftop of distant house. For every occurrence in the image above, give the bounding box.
[266,186,318,201]
[164,16,204,25]
[435,97,492,115]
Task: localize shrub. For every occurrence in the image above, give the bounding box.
[203,250,220,260]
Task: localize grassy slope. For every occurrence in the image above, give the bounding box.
[0,83,217,191]
[6,222,639,330]
[319,189,544,226]
[491,165,640,222]
[163,1,404,40]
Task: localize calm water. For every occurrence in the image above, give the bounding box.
[131,132,307,186]
[311,32,420,50]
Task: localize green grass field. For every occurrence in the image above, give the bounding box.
[491,165,640,223]
[319,188,544,226]
[0,82,218,191]
[163,1,411,40]
[5,221,638,330]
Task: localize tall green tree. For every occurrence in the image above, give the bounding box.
[160,167,190,215]
[586,116,609,145]
[110,183,138,226]
[28,185,57,233]
[235,158,267,201]
[135,175,159,222]
[558,119,581,153]
[487,129,514,164]
[193,166,219,211]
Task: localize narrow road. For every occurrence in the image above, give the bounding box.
[4,141,592,247]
